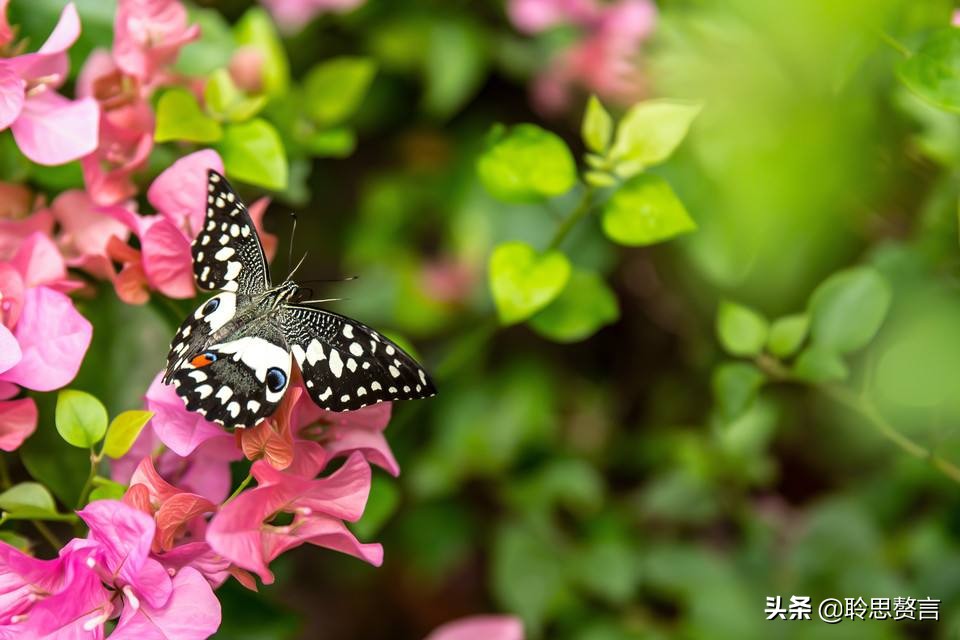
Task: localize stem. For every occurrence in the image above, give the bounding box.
[820,385,960,484]
[31,520,63,550]
[0,455,11,489]
[875,29,912,58]
[547,188,595,251]
[75,450,100,510]
[224,473,254,504]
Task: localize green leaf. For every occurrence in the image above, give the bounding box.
[493,522,569,632]
[717,301,769,357]
[303,127,356,157]
[154,88,223,143]
[303,57,377,127]
[582,95,613,154]
[204,69,268,123]
[712,362,765,420]
[219,118,288,190]
[89,481,127,502]
[0,482,57,516]
[767,313,810,358]
[422,18,487,118]
[793,346,849,383]
[529,270,619,343]
[897,29,960,113]
[233,7,289,97]
[477,124,577,203]
[807,267,891,353]
[56,389,108,449]
[103,410,153,459]
[0,531,31,550]
[583,170,617,188]
[609,99,701,175]
[174,7,235,76]
[602,174,696,246]
[489,241,571,325]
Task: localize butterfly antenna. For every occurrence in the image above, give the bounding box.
[297,276,359,284]
[286,251,309,282]
[287,212,298,275]
[298,297,348,305]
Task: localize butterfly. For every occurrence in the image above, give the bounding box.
[163,170,436,429]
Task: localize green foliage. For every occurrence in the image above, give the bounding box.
[102,410,153,459]
[219,119,288,190]
[712,362,764,420]
[529,269,619,342]
[897,29,960,112]
[175,7,235,76]
[477,124,577,203]
[0,482,58,518]
[601,174,696,246]
[55,390,108,449]
[608,99,701,177]
[716,300,768,357]
[807,267,891,353]
[233,7,289,97]
[766,313,809,358]
[303,57,377,127]
[205,70,268,123]
[489,242,571,325]
[582,95,614,154]
[155,89,223,143]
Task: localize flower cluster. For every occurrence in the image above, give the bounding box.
[508,0,657,113]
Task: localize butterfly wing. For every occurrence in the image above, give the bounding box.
[168,324,292,429]
[192,170,271,294]
[279,305,436,411]
[164,291,240,383]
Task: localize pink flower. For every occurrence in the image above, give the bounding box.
[108,567,220,639]
[0,233,92,451]
[508,0,597,34]
[426,616,525,640]
[207,452,382,584]
[261,0,365,32]
[113,0,200,81]
[0,3,99,164]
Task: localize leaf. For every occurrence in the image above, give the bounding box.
[529,270,619,343]
[492,522,569,632]
[103,410,153,459]
[423,18,487,118]
[218,118,288,190]
[793,346,849,383]
[55,389,108,448]
[204,69,268,123]
[0,482,57,516]
[233,7,289,97]
[477,124,577,203]
[154,89,223,143]
[0,531,30,550]
[303,57,377,127]
[767,313,809,358]
[807,267,891,353]
[601,174,696,246]
[489,241,571,325]
[717,301,769,357]
[174,7,235,76]
[609,99,701,175]
[582,95,613,154]
[712,362,765,420]
[89,483,127,502]
[897,29,960,113]
[304,127,356,157]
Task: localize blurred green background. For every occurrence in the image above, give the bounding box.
[12,0,960,637]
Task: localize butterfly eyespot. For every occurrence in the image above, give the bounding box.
[202,297,220,315]
[190,351,218,367]
[265,367,287,392]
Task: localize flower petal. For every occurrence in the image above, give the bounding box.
[50,190,131,261]
[11,92,99,165]
[0,325,19,373]
[147,149,223,237]
[0,286,91,392]
[426,615,525,640]
[0,62,24,131]
[139,218,195,299]
[0,397,36,452]
[109,566,221,640]
[145,372,223,456]
[9,231,67,289]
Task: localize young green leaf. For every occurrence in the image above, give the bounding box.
[717,301,769,357]
[529,269,619,343]
[808,267,891,353]
[219,118,288,190]
[234,7,289,97]
[712,362,765,420]
[609,99,701,175]
[304,57,377,127]
[304,127,356,157]
[0,482,57,516]
[205,69,268,123]
[601,174,696,246]
[56,389,108,449]
[103,410,153,459]
[154,88,223,143]
[767,313,809,358]
[489,241,571,325]
[897,29,960,113]
[582,95,613,154]
[477,124,577,203]
[89,481,127,502]
[793,346,849,383]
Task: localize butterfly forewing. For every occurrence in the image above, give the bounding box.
[192,170,271,294]
[278,305,437,411]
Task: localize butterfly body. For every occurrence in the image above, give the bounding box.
[164,170,436,429]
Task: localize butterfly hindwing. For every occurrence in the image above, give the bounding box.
[278,305,437,411]
[164,291,240,383]
[192,170,271,294]
[169,325,292,429]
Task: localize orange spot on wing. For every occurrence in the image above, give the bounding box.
[191,354,214,367]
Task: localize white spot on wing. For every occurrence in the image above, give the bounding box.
[216,386,233,403]
[343,324,354,339]
[247,400,261,412]
[306,340,325,365]
[329,349,344,378]
[195,385,213,399]
[349,342,363,356]
[214,247,235,261]
[389,365,400,378]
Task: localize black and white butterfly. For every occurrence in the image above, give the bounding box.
[163,170,436,429]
